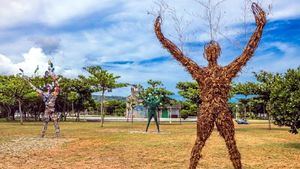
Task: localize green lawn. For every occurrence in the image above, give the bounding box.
[0,120,299,169]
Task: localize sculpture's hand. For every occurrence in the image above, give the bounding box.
[50,74,58,81]
[225,3,266,79]
[154,15,204,80]
[252,3,266,27]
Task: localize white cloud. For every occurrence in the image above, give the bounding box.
[0,47,84,77]
[0,0,123,29]
[0,47,48,75]
[0,0,299,96]
[0,0,299,29]
[0,54,16,75]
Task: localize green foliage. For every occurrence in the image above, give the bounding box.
[139,80,174,108]
[0,67,125,121]
[105,100,126,116]
[84,66,127,126]
[180,109,190,119]
[176,81,200,105]
[0,75,33,123]
[67,91,79,103]
[269,68,300,134]
[84,66,127,93]
[232,82,259,96]
[232,68,300,134]
[176,81,199,117]
[232,73,273,120]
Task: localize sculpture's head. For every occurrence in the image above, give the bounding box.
[203,40,221,65]
[53,86,60,95]
[45,84,52,94]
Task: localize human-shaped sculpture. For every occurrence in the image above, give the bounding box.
[125,85,140,122]
[23,61,61,138]
[154,3,266,169]
[144,89,163,133]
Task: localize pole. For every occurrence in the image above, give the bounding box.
[169,107,172,124]
[235,104,238,120]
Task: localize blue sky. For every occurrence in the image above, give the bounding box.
[0,0,299,97]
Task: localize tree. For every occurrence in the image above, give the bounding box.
[68,91,80,121]
[176,81,200,118]
[57,77,73,121]
[0,75,31,124]
[269,67,300,134]
[252,71,277,130]
[232,71,278,129]
[105,100,126,116]
[232,82,258,120]
[84,66,127,127]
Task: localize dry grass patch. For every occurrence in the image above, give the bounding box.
[0,120,299,169]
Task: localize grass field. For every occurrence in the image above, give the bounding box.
[0,120,299,169]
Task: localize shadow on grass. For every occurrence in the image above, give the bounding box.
[0,122,42,126]
[283,143,300,150]
[236,127,288,132]
[261,143,300,150]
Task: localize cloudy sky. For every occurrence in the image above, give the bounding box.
[0,0,299,97]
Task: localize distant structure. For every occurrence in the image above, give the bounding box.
[125,85,141,122]
[131,104,181,119]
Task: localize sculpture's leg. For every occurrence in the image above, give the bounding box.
[51,112,60,138]
[146,112,154,132]
[153,111,160,132]
[41,110,50,138]
[215,110,242,169]
[131,106,134,124]
[189,107,217,169]
[126,105,129,122]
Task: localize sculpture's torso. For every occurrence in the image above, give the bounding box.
[197,65,231,110]
[43,93,57,112]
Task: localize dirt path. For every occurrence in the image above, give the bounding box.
[0,137,75,169]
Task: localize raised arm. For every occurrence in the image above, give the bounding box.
[154,16,204,79]
[225,3,267,79]
[25,78,43,94]
[51,74,60,96]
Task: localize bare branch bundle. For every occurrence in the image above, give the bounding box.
[153,1,267,169]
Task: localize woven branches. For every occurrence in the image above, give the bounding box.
[154,2,266,169]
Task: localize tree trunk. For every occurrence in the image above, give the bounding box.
[266,103,271,130]
[18,100,23,125]
[77,111,80,122]
[100,90,105,127]
[6,105,11,121]
[12,109,15,121]
[243,104,247,119]
[267,112,271,130]
[72,102,77,121]
[64,111,67,121]
[131,105,134,124]
[63,100,67,121]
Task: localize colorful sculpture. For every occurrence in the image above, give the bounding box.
[144,89,163,132]
[154,3,266,169]
[22,61,61,138]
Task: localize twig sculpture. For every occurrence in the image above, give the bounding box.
[154,3,266,169]
[125,85,140,123]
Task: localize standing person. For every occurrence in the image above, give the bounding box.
[154,3,266,169]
